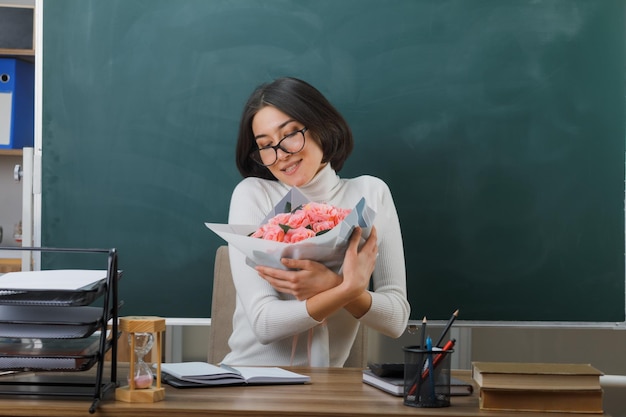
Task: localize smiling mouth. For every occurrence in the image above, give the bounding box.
[281,159,301,174]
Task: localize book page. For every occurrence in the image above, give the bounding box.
[234,366,310,384]
[161,362,233,380]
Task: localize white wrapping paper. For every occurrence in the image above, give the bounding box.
[205,188,376,272]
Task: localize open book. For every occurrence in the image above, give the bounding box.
[160,362,311,388]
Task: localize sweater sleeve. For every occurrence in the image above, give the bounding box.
[357,178,411,338]
[227,179,321,345]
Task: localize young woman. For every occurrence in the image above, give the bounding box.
[221,77,410,367]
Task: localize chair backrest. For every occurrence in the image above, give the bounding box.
[207,245,236,365]
[207,245,368,367]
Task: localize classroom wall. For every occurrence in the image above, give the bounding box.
[18,0,626,414]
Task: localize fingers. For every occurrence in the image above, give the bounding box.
[350,225,377,255]
[362,225,378,254]
[348,226,363,251]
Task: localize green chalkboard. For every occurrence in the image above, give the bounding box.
[42,0,625,322]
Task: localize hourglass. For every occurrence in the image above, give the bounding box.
[130,332,154,389]
[115,316,166,403]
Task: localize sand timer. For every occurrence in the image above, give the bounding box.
[130,332,154,388]
[115,316,166,403]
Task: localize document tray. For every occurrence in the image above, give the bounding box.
[0,333,108,372]
[0,282,107,306]
[0,305,103,338]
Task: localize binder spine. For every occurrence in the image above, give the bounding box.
[0,58,34,149]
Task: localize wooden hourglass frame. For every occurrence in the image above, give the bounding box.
[115,316,166,403]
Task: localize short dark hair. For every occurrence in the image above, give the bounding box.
[235,77,353,180]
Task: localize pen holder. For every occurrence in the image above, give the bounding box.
[403,345,453,408]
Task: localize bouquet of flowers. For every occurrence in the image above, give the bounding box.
[205,188,376,272]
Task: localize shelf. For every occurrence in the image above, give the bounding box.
[0,150,22,157]
[0,259,20,274]
[0,49,34,57]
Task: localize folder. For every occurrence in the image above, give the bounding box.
[0,58,34,149]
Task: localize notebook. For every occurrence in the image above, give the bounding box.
[160,362,310,388]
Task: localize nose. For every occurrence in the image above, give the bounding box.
[276,147,291,160]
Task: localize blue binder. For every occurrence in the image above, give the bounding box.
[0,58,34,149]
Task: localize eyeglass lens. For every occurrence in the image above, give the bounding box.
[252,129,306,166]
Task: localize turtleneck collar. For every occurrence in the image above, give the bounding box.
[282,163,341,202]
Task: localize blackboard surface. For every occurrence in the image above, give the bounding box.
[42,0,625,322]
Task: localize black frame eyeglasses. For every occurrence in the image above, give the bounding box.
[250,127,308,167]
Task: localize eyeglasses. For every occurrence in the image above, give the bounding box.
[250,127,308,167]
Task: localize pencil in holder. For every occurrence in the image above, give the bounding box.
[403,345,453,408]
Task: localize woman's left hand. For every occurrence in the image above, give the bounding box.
[255,258,341,301]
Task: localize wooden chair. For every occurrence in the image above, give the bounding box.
[207,245,368,367]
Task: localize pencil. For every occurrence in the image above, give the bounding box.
[411,316,428,398]
[421,338,456,379]
[434,308,459,347]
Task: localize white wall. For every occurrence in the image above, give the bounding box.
[0,156,21,247]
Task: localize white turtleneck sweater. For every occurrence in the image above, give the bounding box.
[220,164,410,367]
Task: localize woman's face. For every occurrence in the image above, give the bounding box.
[251,106,325,187]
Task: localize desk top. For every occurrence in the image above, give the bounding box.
[0,368,611,417]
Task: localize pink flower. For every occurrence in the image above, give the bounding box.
[268,212,291,226]
[310,220,337,233]
[251,202,351,243]
[253,224,285,241]
[284,227,316,243]
[284,209,310,229]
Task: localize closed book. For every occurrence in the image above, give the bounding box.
[362,369,473,397]
[479,388,603,414]
[161,362,310,388]
[472,362,602,390]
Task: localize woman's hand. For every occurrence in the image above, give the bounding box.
[255,225,378,321]
[340,226,378,297]
[255,259,341,301]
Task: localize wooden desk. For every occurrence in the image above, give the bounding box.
[0,368,611,417]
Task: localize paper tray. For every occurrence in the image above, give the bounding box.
[0,269,122,307]
[0,305,103,338]
[0,333,107,372]
[0,281,107,306]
